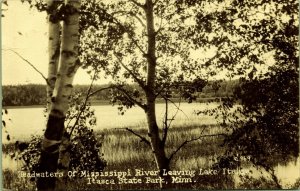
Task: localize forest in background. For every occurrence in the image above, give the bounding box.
[2,80,239,106]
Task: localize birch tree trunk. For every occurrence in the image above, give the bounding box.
[46,0,61,112]
[144,0,172,188]
[37,0,81,190]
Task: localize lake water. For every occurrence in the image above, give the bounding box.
[2,103,219,142]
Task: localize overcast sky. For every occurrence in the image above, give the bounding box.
[2,0,93,85]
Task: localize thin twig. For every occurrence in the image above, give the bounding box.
[162,96,169,146]
[69,71,97,137]
[113,52,147,90]
[155,0,172,35]
[114,85,147,111]
[89,83,147,111]
[161,95,182,146]
[100,7,146,55]
[113,21,146,54]
[90,83,147,111]
[89,86,115,97]
[3,49,49,85]
[166,96,182,130]
[168,133,228,161]
[124,127,151,146]
[86,2,146,55]
[160,94,189,119]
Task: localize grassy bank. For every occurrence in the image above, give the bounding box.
[3,124,236,190]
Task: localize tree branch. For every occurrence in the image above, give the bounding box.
[112,10,146,28]
[162,96,169,146]
[87,83,147,111]
[123,127,151,146]
[168,131,228,161]
[69,71,97,136]
[3,49,50,86]
[160,94,189,119]
[114,18,146,55]
[88,85,116,98]
[162,96,182,146]
[114,85,147,111]
[155,0,174,34]
[113,52,147,90]
[111,20,146,54]
[96,5,146,55]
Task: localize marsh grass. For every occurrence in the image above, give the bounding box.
[3,123,234,190]
[2,169,36,191]
[98,123,226,170]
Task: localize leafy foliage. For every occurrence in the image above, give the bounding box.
[78,0,208,107]
[224,67,299,169]
[199,0,299,186]
[64,93,106,172]
[2,109,11,141]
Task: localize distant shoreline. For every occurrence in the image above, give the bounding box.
[2,97,224,109]
[2,101,110,109]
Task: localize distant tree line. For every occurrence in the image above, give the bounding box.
[2,84,46,106]
[2,80,239,106]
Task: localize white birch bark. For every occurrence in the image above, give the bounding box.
[51,0,81,117]
[46,0,61,112]
[38,1,81,190]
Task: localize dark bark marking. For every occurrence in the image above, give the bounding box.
[65,84,73,88]
[61,50,75,58]
[37,150,59,190]
[45,114,65,141]
[67,64,76,77]
[37,113,65,190]
[51,96,56,103]
[51,46,61,61]
[49,77,57,84]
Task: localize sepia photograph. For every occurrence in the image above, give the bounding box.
[1,0,299,190]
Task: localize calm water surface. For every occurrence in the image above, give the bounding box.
[2,103,218,142]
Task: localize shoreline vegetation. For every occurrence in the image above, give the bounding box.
[2,97,224,109]
[2,81,238,107]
